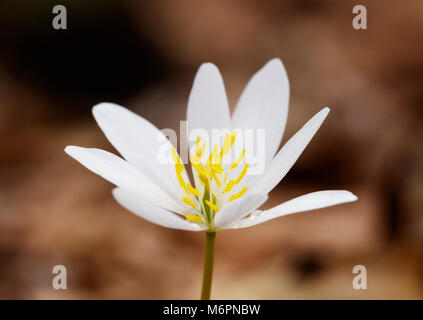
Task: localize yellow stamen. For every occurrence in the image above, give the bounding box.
[209,143,224,177]
[187,183,200,197]
[195,136,200,152]
[235,163,249,184]
[190,155,199,165]
[190,157,200,169]
[203,164,214,178]
[196,137,205,157]
[171,146,181,164]
[171,147,189,194]
[192,161,204,173]
[230,148,246,170]
[224,180,234,193]
[186,214,202,223]
[198,142,206,158]
[210,169,221,187]
[212,163,224,174]
[220,131,236,158]
[205,200,220,212]
[177,175,189,194]
[230,131,236,142]
[182,197,197,208]
[190,138,205,165]
[229,187,248,202]
[192,161,208,182]
[208,143,221,166]
[220,134,230,157]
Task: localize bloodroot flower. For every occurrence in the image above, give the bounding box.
[65,58,357,299]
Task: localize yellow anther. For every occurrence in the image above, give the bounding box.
[177,174,189,194]
[182,197,197,208]
[171,146,181,164]
[230,148,246,170]
[192,161,206,175]
[220,132,235,157]
[203,165,213,177]
[190,155,200,166]
[211,169,221,187]
[187,183,200,197]
[220,134,230,157]
[199,142,206,157]
[208,143,221,166]
[224,180,234,193]
[192,161,209,185]
[230,131,237,142]
[205,200,220,212]
[194,137,200,158]
[212,163,224,174]
[171,147,190,194]
[194,137,206,157]
[174,165,188,194]
[229,186,248,202]
[186,214,202,223]
[235,163,249,184]
[191,137,206,165]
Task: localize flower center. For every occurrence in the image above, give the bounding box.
[171,132,249,228]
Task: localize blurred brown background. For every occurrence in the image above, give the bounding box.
[0,0,422,299]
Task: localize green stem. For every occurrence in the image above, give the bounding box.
[201,231,216,300]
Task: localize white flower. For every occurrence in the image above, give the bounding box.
[65,58,357,232]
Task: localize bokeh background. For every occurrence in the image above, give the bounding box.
[0,0,422,299]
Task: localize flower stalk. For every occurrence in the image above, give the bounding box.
[201,231,216,300]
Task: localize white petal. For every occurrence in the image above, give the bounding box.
[187,63,231,145]
[231,58,289,165]
[92,102,186,199]
[252,107,330,194]
[214,192,268,229]
[113,188,204,231]
[231,190,358,229]
[65,146,187,213]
